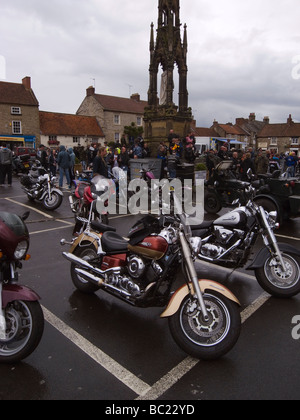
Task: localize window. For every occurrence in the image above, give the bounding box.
[292,137,299,145]
[270,137,278,145]
[73,137,80,144]
[137,116,143,126]
[11,107,21,115]
[114,115,120,125]
[49,136,57,142]
[114,133,120,142]
[12,121,22,134]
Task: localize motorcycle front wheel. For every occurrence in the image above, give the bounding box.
[43,191,63,211]
[0,300,44,363]
[168,293,241,360]
[256,253,300,298]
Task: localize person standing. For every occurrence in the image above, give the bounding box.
[0,144,13,187]
[57,145,71,188]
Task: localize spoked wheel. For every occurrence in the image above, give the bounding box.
[0,300,44,363]
[71,244,100,294]
[43,191,63,211]
[256,253,300,298]
[169,293,241,360]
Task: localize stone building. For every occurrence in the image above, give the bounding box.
[0,76,40,148]
[76,87,147,144]
[257,114,300,155]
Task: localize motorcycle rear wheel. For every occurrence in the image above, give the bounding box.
[0,300,44,363]
[169,292,241,360]
[256,253,300,298]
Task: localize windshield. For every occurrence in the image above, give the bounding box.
[0,212,28,238]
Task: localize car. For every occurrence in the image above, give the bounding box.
[13,147,37,158]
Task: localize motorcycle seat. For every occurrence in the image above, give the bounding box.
[191,220,213,230]
[91,220,116,233]
[102,231,128,253]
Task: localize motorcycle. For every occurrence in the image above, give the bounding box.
[69,174,111,235]
[0,211,44,363]
[12,154,31,175]
[192,185,300,298]
[61,191,241,360]
[204,160,251,214]
[20,164,63,211]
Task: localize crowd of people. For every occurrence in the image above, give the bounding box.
[1,134,300,188]
[206,146,300,180]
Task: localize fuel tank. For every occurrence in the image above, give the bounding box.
[128,236,168,260]
[214,208,248,228]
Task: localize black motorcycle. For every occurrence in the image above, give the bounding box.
[20,164,63,211]
[204,161,251,214]
[192,186,300,298]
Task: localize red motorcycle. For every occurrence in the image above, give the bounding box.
[0,211,44,363]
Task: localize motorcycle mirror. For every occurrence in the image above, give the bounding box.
[21,211,30,221]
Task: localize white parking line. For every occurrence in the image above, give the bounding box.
[42,290,270,400]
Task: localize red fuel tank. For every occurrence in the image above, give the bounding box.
[128,236,168,260]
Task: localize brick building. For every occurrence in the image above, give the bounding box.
[0,77,40,149]
[77,87,147,144]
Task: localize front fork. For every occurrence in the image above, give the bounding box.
[260,206,287,272]
[179,231,209,321]
[0,282,6,340]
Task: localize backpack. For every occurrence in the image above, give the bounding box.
[0,149,12,165]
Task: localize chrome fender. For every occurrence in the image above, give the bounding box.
[160,280,240,318]
[41,188,64,200]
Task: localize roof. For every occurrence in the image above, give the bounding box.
[258,123,300,138]
[93,94,147,114]
[194,127,219,137]
[218,124,247,136]
[0,81,39,106]
[39,111,105,137]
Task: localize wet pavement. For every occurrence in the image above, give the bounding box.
[0,178,300,401]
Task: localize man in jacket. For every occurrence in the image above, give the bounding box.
[57,145,71,188]
[0,144,13,187]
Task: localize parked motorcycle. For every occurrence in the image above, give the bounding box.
[0,211,44,363]
[192,185,300,298]
[205,161,251,214]
[20,164,63,211]
[69,174,110,235]
[12,154,31,175]
[61,191,241,360]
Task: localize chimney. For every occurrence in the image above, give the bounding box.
[287,114,293,125]
[86,86,95,97]
[263,116,270,124]
[249,113,256,121]
[130,93,140,102]
[22,76,31,90]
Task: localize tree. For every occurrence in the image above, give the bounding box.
[123,122,144,140]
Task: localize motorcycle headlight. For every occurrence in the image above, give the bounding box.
[14,241,28,260]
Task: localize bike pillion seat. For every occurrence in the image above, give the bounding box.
[101,231,128,253]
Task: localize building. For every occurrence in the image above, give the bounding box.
[257,114,300,155]
[0,76,40,149]
[77,87,147,144]
[40,111,105,149]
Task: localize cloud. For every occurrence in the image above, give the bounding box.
[1,0,300,126]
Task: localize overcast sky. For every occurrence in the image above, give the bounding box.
[1,0,300,127]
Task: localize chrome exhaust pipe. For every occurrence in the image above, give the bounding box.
[75,268,104,286]
[62,252,120,277]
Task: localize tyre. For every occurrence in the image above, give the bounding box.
[71,244,100,294]
[204,192,222,214]
[0,300,44,363]
[43,191,63,211]
[168,293,241,360]
[254,197,281,223]
[256,253,300,298]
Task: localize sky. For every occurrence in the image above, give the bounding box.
[1,0,300,127]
